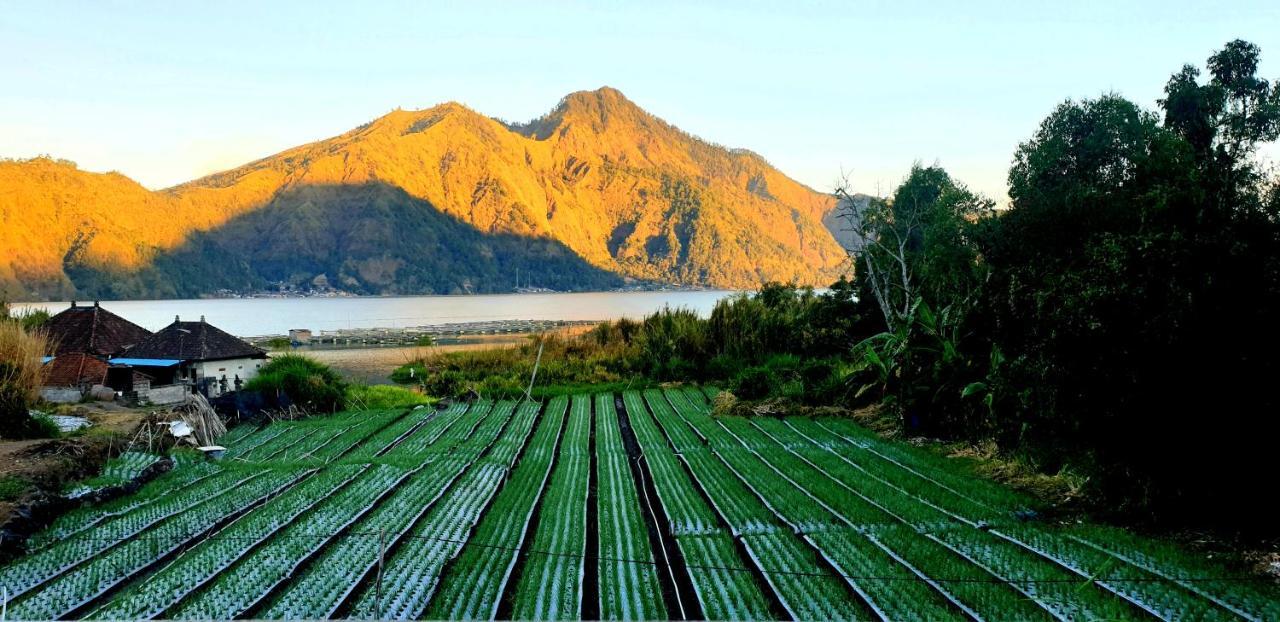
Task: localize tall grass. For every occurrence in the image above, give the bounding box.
[0,320,51,438]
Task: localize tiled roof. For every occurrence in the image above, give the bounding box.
[43,302,152,357]
[122,318,266,362]
[43,353,109,387]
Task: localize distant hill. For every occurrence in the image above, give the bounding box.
[0,88,850,300]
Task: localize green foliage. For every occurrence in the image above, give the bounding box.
[393,331,641,400]
[839,39,1280,534]
[245,354,348,414]
[345,384,432,409]
[264,337,292,350]
[0,475,31,501]
[391,284,869,404]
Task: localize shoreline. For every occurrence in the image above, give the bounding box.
[280,324,593,384]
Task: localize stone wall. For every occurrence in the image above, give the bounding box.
[39,387,83,403]
[137,384,188,406]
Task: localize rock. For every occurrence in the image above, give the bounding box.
[90,385,116,401]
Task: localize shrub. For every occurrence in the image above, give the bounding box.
[245,354,348,414]
[730,366,777,400]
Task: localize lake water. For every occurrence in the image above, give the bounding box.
[14,290,739,337]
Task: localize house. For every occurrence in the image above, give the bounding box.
[115,315,268,398]
[40,301,153,401]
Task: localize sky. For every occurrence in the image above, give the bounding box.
[2,1,1278,201]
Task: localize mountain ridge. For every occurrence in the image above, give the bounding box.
[1,87,849,300]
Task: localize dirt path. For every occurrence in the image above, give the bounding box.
[0,405,149,527]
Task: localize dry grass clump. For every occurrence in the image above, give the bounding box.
[0,320,50,438]
[0,320,47,403]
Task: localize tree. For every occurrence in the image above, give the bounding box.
[971,40,1280,532]
[837,166,994,433]
[1161,39,1280,218]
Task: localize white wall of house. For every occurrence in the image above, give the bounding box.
[193,357,265,397]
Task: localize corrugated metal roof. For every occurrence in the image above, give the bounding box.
[108,358,182,367]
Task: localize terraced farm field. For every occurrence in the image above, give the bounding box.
[4,389,1276,620]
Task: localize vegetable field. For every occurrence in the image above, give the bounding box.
[3,390,1276,620]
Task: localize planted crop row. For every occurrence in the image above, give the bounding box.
[641,388,704,452]
[168,463,413,620]
[929,526,1139,621]
[666,390,1004,620]
[674,533,775,622]
[290,408,403,462]
[240,425,326,462]
[868,525,1054,621]
[27,461,222,551]
[993,525,1232,620]
[481,400,544,468]
[349,463,506,620]
[1065,524,1279,621]
[620,391,719,536]
[6,469,303,620]
[223,424,288,458]
[660,391,857,532]
[264,401,529,619]
[714,415,895,529]
[649,391,867,619]
[807,528,970,621]
[302,409,407,461]
[393,400,494,458]
[89,451,162,485]
[343,403,461,460]
[749,417,959,530]
[511,395,593,620]
[1,467,260,599]
[425,398,569,621]
[814,417,1033,514]
[652,391,806,534]
[346,400,531,619]
[87,464,367,619]
[592,393,667,621]
[740,532,863,621]
[785,417,1005,525]
[622,391,774,621]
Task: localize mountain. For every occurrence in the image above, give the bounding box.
[0,88,849,300]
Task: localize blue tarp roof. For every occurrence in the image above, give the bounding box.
[109,358,182,367]
[41,356,54,364]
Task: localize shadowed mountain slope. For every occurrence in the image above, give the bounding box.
[1,88,848,300]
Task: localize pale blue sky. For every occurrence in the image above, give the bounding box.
[2,1,1277,200]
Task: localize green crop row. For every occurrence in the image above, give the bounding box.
[88,464,367,619]
[346,399,530,619]
[593,393,667,621]
[7,469,304,620]
[168,463,412,619]
[425,398,568,620]
[510,395,592,620]
[1,467,261,599]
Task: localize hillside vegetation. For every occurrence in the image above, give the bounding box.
[0,88,847,300]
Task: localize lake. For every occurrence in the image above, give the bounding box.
[13,290,739,336]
